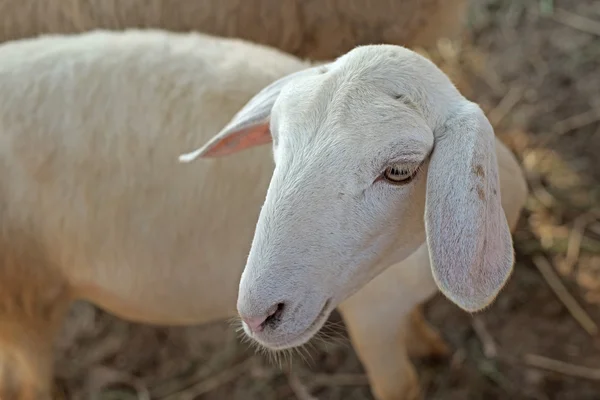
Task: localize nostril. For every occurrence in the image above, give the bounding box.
[241,302,286,333]
[264,302,285,326]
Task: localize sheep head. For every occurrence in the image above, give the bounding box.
[180,44,514,350]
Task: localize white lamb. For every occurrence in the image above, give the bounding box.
[182,39,529,399]
[0,29,527,400]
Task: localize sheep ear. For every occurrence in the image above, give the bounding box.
[179,65,326,162]
[424,102,514,312]
[179,117,272,161]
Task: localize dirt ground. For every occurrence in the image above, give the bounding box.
[53,0,600,399]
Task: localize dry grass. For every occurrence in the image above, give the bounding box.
[54,0,600,398]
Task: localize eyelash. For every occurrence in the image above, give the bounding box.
[377,163,421,186]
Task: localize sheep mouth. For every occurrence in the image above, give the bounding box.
[257,298,332,351]
[303,298,332,333]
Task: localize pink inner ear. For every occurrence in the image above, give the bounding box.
[203,123,272,157]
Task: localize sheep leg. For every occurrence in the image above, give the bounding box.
[0,297,70,400]
[339,303,422,400]
[0,252,72,400]
[404,305,450,360]
[0,327,54,400]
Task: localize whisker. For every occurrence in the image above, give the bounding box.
[294,346,308,366]
[300,344,315,367]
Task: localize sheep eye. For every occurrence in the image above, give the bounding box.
[382,165,416,185]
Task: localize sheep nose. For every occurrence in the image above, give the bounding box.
[242,316,268,332]
[240,303,285,333]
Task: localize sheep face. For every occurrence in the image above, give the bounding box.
[237,73,434,349]
[180,45,515,351]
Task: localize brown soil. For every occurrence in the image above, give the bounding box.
[54,0,600,399]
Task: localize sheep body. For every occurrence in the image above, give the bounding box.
[0,30,308,399]
[0,30,527,400]
[0,29,306,325]
[0,0,468,59]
